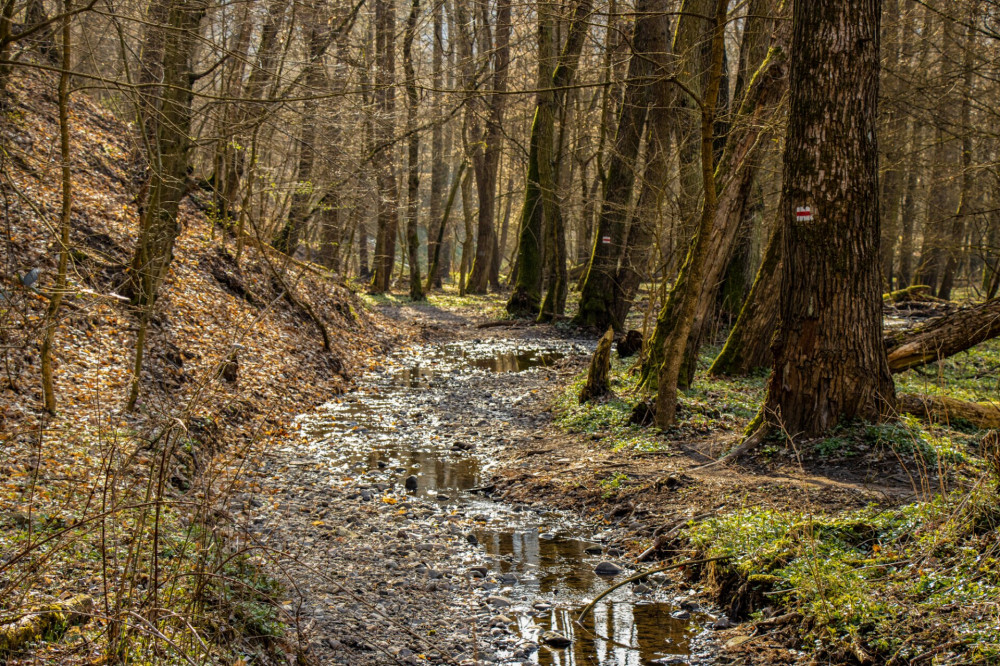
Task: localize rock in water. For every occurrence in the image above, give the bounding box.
[404,475,418,491]
[617,329,643,358]
[594,561,622,575]
[540,631,572,648]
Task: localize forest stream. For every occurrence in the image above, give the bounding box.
[261,333,724,666]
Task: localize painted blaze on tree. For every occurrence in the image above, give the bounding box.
[760,0,895,437]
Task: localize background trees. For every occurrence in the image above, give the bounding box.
[2,0,999,421]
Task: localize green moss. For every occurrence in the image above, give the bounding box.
[686,487,1000,661]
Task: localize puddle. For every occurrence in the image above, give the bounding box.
[299,340,716,665]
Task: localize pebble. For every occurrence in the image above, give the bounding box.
[486,596,512,607]
[594,561,623,575]
[405,475,418,491]
[540,630,572,648]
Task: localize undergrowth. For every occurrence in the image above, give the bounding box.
[687,478,1000,663]
[551,347,765,452]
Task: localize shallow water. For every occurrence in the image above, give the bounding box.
[299,339,713,665]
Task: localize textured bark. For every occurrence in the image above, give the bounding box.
[899,394,1000,429]
[370,0,399,292]
[885,298,1000,373]
[573,0,663,330]
[759,0,895,437]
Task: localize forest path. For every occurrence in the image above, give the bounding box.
[233,299,725,666]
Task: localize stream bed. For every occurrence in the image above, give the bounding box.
[295,339,720,665]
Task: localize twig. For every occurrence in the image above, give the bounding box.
[576,556,731,624]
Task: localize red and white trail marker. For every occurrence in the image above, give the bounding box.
[601,236,612,244]
[795,206,814,222]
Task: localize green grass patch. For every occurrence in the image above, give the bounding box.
[687,482,1000,662]
[551,347,765,452]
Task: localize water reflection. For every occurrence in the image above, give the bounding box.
[522,603,703,666]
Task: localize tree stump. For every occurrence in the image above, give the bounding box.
[617,330,643,358]
[580,328,614,404]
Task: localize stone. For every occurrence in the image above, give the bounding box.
[712,615,733,630]
[584,544,603,555]
[540,631,572,648]
[486,595,511,607]
[594,561,623,575]
[467,533,479,546]
[405,475,418,491]
[671,609,690,620]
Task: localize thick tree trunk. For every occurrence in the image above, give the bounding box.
[573,0,662,330]
[885,298,1000,373]
[758,0,895,437]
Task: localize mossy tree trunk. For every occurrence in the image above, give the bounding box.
[640,6,788,389]
[651,0,728,427]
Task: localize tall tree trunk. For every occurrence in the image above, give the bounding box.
[403,0,423,300]
[371,0,399,292]
[426,0,446,287]
[914,15,958,294]
[878,0,905,289]
[640,4,789,388]
[127,0,206,410]
[40,0,72,414]
[756,0,894,438]
[651,0,728,427]
[468,0,511,293]
[273,1,328,254]
[573,0,662,329]
[938,2,979,300]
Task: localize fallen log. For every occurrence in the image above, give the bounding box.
[898,393,1000,429]
[0,594,94,653]
[885,298,1000,373]
[882,284,942,304]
